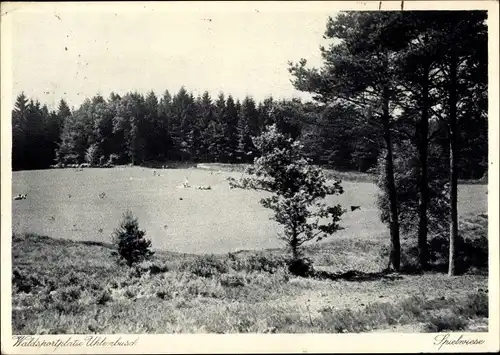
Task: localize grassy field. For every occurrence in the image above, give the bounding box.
[11,166,489,334]
[11,166,487,254]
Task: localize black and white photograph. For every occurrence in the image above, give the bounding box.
[1,1,498,353]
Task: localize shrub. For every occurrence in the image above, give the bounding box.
[12,268,43,294]
[229,252,288,274]
[85,144,100,166]
[424,311,468,332]
[107,154,120,166]
[434,224,487,272]
[363,302,405,327]
[399,242,424,274]
[127,267,142,279]
[124,288,137,299]
[247,253,288,273]
[149,263,168,274]
[400,295,425,318]
[59,153,80,165]
[182,255,229,278]
[156,291,170,300]
[62,286,82,302]
[112,210,154,266]
[288,258,314,277]
[220,273,246,288]
[376,141,450,238]
[97,290,112,306]
[319,307,361,333]
[135,261,169,275]
[61,271,81,286]
[396,214,488,273]
[185,278,207,297]
[453,291,488,318]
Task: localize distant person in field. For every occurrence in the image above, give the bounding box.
[183,177,190,188]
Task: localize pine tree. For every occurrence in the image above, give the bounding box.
[12,93,29,170]
[196,91,215,161]
[144,91,164,161]
[289,11,403,270]
[237,114,254,162]
[112,210,154,266]
[229,124,345,265]
[158,90,174,159]
[241,96,260,137]
[170,87,195,160]
[224,95,239,162]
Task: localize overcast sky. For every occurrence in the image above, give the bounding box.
[7,2,346,110]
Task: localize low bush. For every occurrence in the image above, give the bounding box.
[228,252,288,274]
[395,214,488,273]
[399,243,424,274]
[12,269,44,294]
[452,291,488,318]
[135,261,169,275]
[424,310,468,332]
[288,258,314,277]
[156,291,169,300]
[399,295,425,317]
[181,254,229,278]
[58,286,82,303]
[428,232,488,273]
[107,154,120,166]
[220,273,246,288]
[61,271,81,286]
[318,307,362,333]
[97,290,112,306]
[52,301,85,315]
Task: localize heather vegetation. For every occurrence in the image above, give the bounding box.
[12,226,487,334]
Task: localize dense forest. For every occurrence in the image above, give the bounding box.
[11,84,486,179]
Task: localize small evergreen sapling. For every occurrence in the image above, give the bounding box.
[112,210,154,266]
[228,124,345,263]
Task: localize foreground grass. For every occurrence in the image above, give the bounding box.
[12,229,488,334]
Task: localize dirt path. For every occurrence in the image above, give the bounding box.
[267,273,488,315]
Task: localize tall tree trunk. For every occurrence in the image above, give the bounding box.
[382,84,401,272]
[418,65,430,270]
[448,50,459,276]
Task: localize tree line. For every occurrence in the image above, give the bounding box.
[12,89,318,169]
[12,85,485,179]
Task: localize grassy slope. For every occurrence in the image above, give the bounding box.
[12,225,488,334]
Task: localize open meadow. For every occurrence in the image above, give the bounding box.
[12,166,487,254]
[11,166,489,334]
